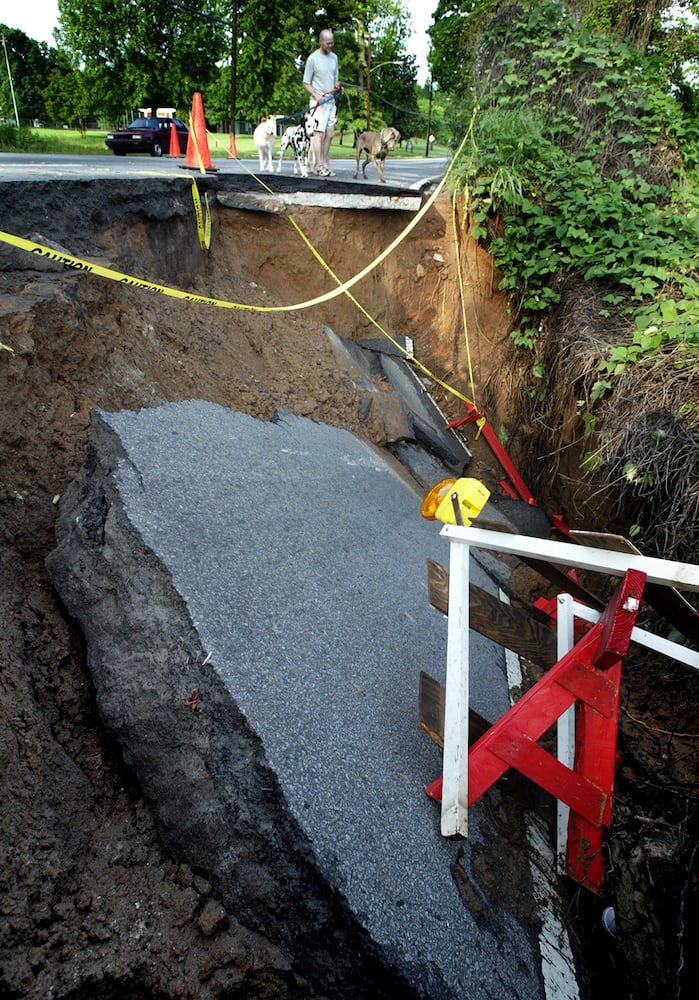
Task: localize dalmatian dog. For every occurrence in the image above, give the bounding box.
[253,115,280,172]
[276,113,317,178]
[353,126,401,184]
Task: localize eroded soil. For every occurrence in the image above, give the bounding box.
[0,175,696,999]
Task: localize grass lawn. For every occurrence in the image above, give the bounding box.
[1,126,450,160]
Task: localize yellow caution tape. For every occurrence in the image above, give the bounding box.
[0,170,448,313]
[186,129,213,250]
[220,145,478,404]
[0,229,247,308]
[452,187,478,409]
[0,116,482,409]
[474,415,487,439]
[0,114,475,314]
[190,179,211,250]
[188,124,207,175]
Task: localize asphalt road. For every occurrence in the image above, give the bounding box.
[49,401,559,999]
[0,152,449,189]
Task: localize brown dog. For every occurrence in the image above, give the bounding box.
[353,127,401,184]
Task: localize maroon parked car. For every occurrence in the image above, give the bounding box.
[105,116,189,157]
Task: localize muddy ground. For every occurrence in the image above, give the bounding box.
[0,174,697,999]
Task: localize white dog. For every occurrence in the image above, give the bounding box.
[253,116,280,172]
[277,113,317,178]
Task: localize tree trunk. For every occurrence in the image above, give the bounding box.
[566,0,671,49]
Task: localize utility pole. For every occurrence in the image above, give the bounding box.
[365,32,372,130]
[228,3,238,157]
[425,78,433,158]
[1,34,20,128]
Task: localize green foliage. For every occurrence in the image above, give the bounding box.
[44,50,95,129]
[360,54,419,137]
[429,0,492,91]
[56,0,228,120]
[0,26,61,125]
[6,2,418,135]
[227,0,416,127]
[0,124,35,149]
[448,1,699,370]
[0,124,451,158]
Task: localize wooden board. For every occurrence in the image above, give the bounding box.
[418,671,554,824]
[427,558,558,668]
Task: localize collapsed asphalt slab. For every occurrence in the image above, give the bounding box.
[46,400,562,999]
[324,326,472,481]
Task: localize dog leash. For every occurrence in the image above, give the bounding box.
[278,90,338,126]
[309,88,341,117]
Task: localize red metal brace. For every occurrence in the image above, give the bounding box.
[426,568,646,894]
[446,402,574,537]
[446,402,538,506]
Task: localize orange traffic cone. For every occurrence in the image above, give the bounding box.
[168,121,183,158]
[181,92,218,172]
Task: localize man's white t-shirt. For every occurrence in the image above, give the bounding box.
[303,49,339,97]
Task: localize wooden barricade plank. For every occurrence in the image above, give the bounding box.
[566,658,622,888]
[461,625,603,807]
[557,659,619,716]
[418,671,555,824]
[488,732,608,826]
[427,558,558,668]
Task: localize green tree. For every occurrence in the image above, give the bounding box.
[430,0,699,568]
[43,49,93,130]
[202,2,357,127]
[330,2,419,133]
[234,0,319,120]
[364,55,419,139]
[427,1,482,93]
[0,26,59,124]
[428,0,699,94]
[419,81,471,149]
[210,1,357,122]
[444,1,699,353]
[571,0,671,47]
[654,2,699,116]
[56,0,228,123]
[204,1,417,134]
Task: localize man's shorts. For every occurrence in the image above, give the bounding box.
[309,97,337,133]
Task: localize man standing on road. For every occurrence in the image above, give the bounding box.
[303,29,341,177]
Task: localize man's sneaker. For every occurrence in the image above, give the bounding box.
[316,165,332,176]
